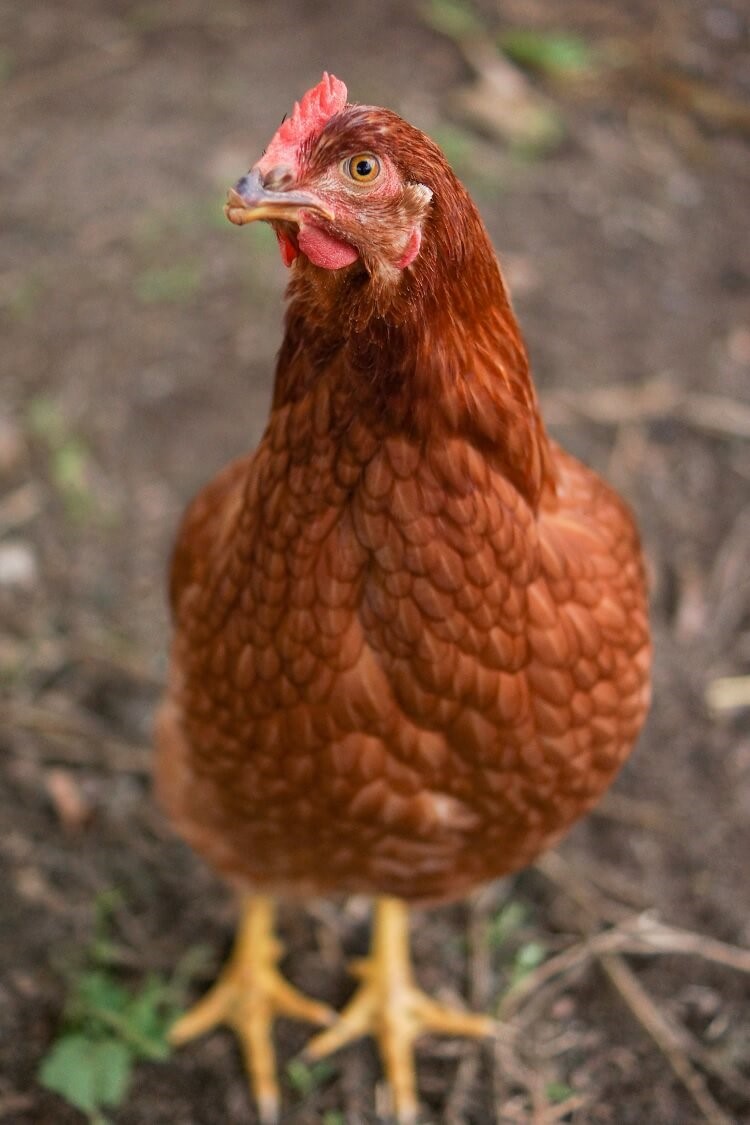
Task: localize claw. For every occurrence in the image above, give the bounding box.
[170,896,334,1122]
[303,897,497,1124]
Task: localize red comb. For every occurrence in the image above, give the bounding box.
[257,73,348,174]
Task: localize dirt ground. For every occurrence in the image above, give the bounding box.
[2,1,750,1122]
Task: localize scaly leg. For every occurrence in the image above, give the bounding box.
[170,895,334,1124]
[304,896,497,1124]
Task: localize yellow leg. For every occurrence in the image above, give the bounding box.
[170,895,334,1125]
[304,897,497,1125]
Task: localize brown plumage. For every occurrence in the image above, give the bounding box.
[158,74,651,1123]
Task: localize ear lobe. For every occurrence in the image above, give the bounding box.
[395,183,432,270]
[396,226,422,270]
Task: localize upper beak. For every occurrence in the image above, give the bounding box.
[225,168,333,227]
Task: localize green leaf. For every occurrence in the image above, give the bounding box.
[286,1058,336,1096]
[169,944,213,995]
[51,437,96,519]
[487,901,527,950]
[26,395,66,445]
[40,895,208,1119]
[38,1033,103,1113]
[39,1034,131,1114]
[510,940,546,984]
[91,1039,132,1107]
[419,0,483,41]
[499,30,595,77]
[121,976,174,1059]
[94,888,124,929]
[92,889,127,966]
[76,969,131,1018]
[25,398,97,518]
[323,1113,345,1125]
[52,438,88,492]
[546,1081,575,1103]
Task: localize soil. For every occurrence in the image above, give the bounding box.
[2,1,750,1122]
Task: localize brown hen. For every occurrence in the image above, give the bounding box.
[157,73,651,1123]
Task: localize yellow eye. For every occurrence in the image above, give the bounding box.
[344,153,381,183]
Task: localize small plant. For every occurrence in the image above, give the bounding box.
[419,0,483,41]
[487,900,527,951]
[286,1057,337,1098]
[486,900,548,994]
[546,1080,575,1103]
[38,891,205,1124]
[498,30,596,78]
[510,940,547,985]
[26,395,97,521]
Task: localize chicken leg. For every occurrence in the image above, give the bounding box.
[304,896,497,1124]
[169,895,334,1124]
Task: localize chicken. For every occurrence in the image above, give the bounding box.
[157,73,651,1123]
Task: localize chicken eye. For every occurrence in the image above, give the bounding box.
[344,153,381,183]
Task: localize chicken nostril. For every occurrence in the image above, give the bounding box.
[262,165,295,191]
[233,173,255,198]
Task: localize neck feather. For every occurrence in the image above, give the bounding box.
[271,181,554,508]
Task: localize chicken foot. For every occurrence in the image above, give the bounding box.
[169,895,334,1124]
[304,896,497,1124]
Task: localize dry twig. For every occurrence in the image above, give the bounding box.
[591,790,673,834]
[530,852,750,1124]
[443,1050,481,1125]
[2,701,151,774]
[600,953,733,1125]
[500,913,750,1021]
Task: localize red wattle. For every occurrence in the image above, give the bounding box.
[298,221,358,270]
[275,229,299,267]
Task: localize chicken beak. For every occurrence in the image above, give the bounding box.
[225,169,334,227]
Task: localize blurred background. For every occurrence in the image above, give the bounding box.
[2,1,750,1122]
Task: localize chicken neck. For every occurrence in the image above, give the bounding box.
[272,207,555,509]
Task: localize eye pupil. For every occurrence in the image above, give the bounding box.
[345,154,380,182]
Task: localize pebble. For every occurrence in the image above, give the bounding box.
[0,541,38,588]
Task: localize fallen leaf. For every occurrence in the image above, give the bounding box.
[45,768,92,833]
